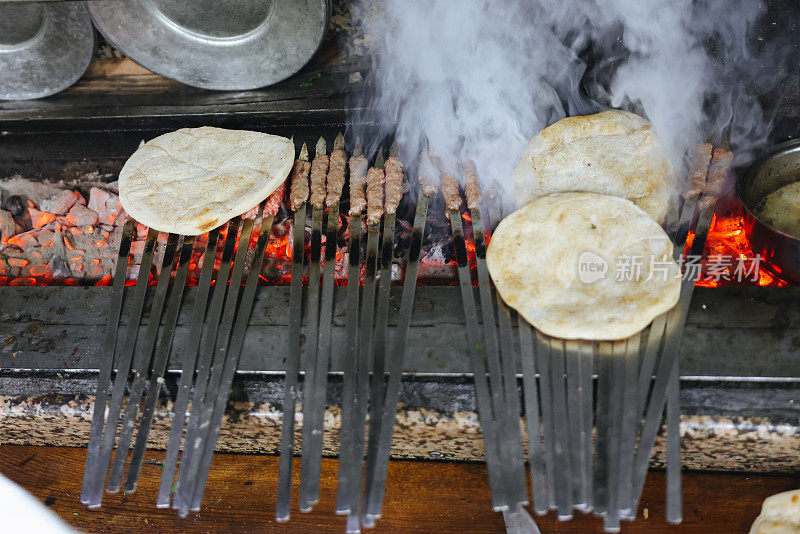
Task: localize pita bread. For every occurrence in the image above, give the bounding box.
[486,192,680,340]
[750,490,800,534]
[119,126,294,235]
[511,110,672,222]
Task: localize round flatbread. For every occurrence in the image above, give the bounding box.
[487,192,680,340]
[511,110,672,223]
[750,490,800,534]
[119,126,294,235]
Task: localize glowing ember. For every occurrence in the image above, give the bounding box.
[690,204,788,287]
[0,182,792,289]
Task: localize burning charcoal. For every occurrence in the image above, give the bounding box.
[69,256,85,275]
[0,209,16,239]
[88,187,122,225]
[11,231,38,248]
[127,264,140,282]
[105,181,119,194]
[40,190,80,215]
[3,195,24,217]
[114,210,128,227]
[28,263,47,277]
[66,204,99,227]
[50,231,67,257]
[0,258,7,273]
[129,240,145,257]
[2,245,23,257]
[8,258,28,268]
[37,230,55,247]
[28,207,56,229]
[47,255,71,280]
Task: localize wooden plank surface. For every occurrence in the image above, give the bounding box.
[0,445,797,533]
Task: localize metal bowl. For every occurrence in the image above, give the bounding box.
[86,0,329,91]
[737,139,800,283]
[0,2,95,100]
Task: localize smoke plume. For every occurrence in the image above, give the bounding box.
[347,0,791,202]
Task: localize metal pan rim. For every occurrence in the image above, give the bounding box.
[737,139,800,244]
[86,0,330,91]
[0,2,95,101]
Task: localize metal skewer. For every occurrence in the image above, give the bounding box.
[169,218,242,514]
[276,143,311,522]
[564,339,588,511]
[549,338,574,519]
[361,161,430,527]
[362,143,403,520]
[187,209,277,511]
[82,227,159,508]
[336,140,366,514]
[302,133,347,509]
[533,331,557,512]
[664,144,717,525]
[450,207,507,511]
[105,233,182,493]
[454,161,509,511]
[519,319,548,514]
[471,176,542,530]
[364,144,397,469]
[484,200,530,511]
[156,228,221,507]
[629,147,730,518]
[580,341,594,513]
[299,137,330,511]
[666,358,682,524]
[617,334,640,517]
[174,216,253,516]
[470,202,528,513]
[593,341,613,517]
[117,234,197,493]
[345,148,384,533]
[605,341,625,532]
[80,219,135,504]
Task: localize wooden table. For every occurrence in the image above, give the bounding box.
[0,445,796,533]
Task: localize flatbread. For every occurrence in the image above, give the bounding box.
[756,181,800,239]
[750,490,800,534]
[486,192,680,340]
[119,126,294,235]
[511,110,672,222]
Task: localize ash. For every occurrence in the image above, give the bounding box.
[1,177,126,286]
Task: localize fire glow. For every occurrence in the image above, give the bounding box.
[0,186,790,289]
[691,212,787,288]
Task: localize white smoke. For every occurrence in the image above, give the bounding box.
[348,0,787,199]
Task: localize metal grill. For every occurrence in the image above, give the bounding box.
[79,131,731,534]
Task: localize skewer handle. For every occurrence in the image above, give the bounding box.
[666,359,683,524]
